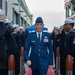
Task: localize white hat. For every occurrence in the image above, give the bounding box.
[5,19,12,23]
[19,26,24,30]
[54,26,60,30]
[60,25,64,28]
[65,19,74,24]
[0,9,5,15]
[12,24,19,29]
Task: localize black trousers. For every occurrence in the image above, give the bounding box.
[60,52,66,75]
[53,47,57,65]
[73,60,75,75]
[13,52,20,75]
[0,69,8,75]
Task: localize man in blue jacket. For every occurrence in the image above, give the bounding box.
[24,17,53,75]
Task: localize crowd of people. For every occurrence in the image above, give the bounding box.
[51,19,75,75]
[0,8,75,75]
[24,16,75,75]
[0,9,28,75]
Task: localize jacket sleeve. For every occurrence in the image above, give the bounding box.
[71,34,75,57]
[48,33,53,65]
[67,34,75,56]
[21,32,26,47]
[4,26,12,37]
[0,21,5,37]
[24,33,31,62]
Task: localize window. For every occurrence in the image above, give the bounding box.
[71,0,75,4]
[13,11,19,24]
[21,17,23,25]
[0,0,2,9]
[5,1,7,16]
[24,20,26,25]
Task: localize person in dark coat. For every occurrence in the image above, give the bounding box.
[5,19,17,54]
[64,19,75,75]
[4,19,17,74]
[0,9,7,75]
[24,17,53,75]
[59,24,67,75]
[12,24,21,75]
[51,26,60,65]
[18,26,25,48]
[18,26,29,48]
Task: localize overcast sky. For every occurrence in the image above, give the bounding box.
[25,0,65,32]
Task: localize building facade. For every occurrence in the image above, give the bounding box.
[64,0,75,18]
[0,0,33,27]
[64,0,75,29]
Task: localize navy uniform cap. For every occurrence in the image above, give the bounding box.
[19,26,24,30]
[0,9,5,15]
[12,24,19,29]
[54,26,60,30]
[65,19,74,24]
[35,17,44,24]
[60,25,64,28]
[5,19,12,24]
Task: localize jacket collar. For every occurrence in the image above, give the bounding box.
[34,31,45,42]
